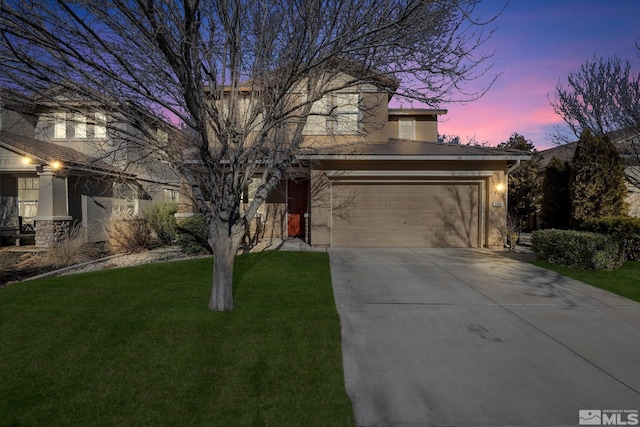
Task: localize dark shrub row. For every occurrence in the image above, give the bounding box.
[581,216,640,261]
[531,229,624,270]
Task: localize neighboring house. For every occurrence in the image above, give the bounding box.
[180,73,531,249]
[537,129,640,218]
[0,88,180,247]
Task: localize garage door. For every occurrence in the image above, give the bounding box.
[331,182,481,247]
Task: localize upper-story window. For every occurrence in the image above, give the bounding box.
[54,112,66,138]
[53,111,107,139]
[304,93,360,135]
[398,119,415,140]
[157,128,169,144]
[95,112,107,138]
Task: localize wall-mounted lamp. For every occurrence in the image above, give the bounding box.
[50,160,63,170]
[494,182,505,193]
[21,156,32,165]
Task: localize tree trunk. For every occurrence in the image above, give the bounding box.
[208,226,243,311]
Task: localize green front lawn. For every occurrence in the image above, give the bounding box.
[0,252,353,426]
[533,260,640,303]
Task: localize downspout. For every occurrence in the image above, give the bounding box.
[504,159,522,228]
[506,159,521,176]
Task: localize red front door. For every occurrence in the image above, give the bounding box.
[287,179,309,238]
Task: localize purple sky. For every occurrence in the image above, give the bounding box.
[430,0,640,150]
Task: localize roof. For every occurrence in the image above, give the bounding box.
[0,131,128,175]
[538,129,640,169]
[388,108,448,117]
[299,139,531,161]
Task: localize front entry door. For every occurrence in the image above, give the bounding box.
[287,179,309,238]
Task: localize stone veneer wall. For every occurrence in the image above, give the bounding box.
[35,219,72,249]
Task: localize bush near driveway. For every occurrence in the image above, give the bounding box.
[531,229,624,270]
[582,216,640,261]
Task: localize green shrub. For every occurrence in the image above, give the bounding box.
[582,216,640,261]
[176,214,212,255]
[531,229,624,270]
[147,202,179,245]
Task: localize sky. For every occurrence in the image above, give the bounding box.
[430,0,640,150]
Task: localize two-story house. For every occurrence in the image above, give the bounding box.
[178,72,531,249]
[0,88,181,247]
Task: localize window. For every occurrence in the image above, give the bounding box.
[164,188,179,203]
[75,114,87,138]
[157,128,169,144]
[54,112,106,139]
[54,112,66,138]
[398,119,415,140]
[94,112,107,138]
[303,93,360,135]
[333,94,359,134]
[18,176,39,225]
[303,97,330,135]
[242,179,266,218]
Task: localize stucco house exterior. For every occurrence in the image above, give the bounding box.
[178,73,531,249]
[0,89,180,247]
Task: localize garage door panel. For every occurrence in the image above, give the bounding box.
[332,182,480,247]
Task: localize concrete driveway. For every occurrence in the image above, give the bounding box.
[329,247,640,427]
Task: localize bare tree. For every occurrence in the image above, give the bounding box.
[551,55,640,189]
[0,0,501,311]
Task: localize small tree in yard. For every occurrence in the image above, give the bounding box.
[0,0,501,311]
[540,157,571,229]
[497,133,541,230]
[571,130,628,226]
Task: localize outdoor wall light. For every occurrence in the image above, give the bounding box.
[21,156,32,165]
[494,182,505,193]
[50,160,63,170]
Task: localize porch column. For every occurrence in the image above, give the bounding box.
[33,166,72,248]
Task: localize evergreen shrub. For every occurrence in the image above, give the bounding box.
[582,216,640,261]
[531,229,624,270]
[176,214,212,255]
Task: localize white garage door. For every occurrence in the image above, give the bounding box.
[331,182,481,247]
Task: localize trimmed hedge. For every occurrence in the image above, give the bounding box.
[582,216,640,261]
[531,229,624,270]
